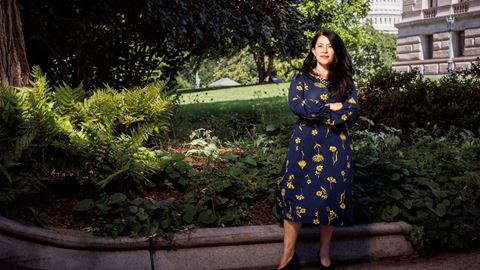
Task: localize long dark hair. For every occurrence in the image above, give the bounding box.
[301,30,354,101]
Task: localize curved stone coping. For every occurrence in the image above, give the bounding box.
[0,216,411,251]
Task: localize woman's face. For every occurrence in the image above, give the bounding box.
[311,35,335,68]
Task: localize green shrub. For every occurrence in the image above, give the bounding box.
[0,68,182,204]
[74,193,182,238]
[358,66,480,137]
[353,122,480,253]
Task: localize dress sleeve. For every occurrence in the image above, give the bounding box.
[323,83,359,127]
[288,75,329,119]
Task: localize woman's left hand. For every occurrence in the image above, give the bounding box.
[328,102,343,111]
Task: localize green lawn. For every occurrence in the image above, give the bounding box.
[177,82,289,104]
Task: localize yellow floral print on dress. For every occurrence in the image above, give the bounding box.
[298,151,307,169]
[329,146,338,165]
[327,176,337,190]
[341,170,346,181]
[339,191,346,209]
[320,94,329,100]
[341,114,348,121]
[305,174,312,184]
[286,175,295,189]
[327,207,338,225]
[312,129,318,136]
[296,188,305,200]
[314,82,326,88]
[312,143,323,162]
[315,165,324,178]
[313,212,320,224]
[348,97,356,105]
[316,186,328,199]
[325,119,335,128]
[312,154,324,162]
[295,206,306,217]
[340,132,347,150]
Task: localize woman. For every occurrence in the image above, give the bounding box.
[275,30,359,270]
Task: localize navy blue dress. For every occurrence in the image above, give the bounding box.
[275,72,359,226]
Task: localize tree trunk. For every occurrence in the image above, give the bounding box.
[265,54,274,83]
[253,51,265,83]
[0,0,29,87]
[253,51,274,83]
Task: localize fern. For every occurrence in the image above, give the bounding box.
[54,82,85,114]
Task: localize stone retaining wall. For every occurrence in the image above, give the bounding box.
[0,216,414,270]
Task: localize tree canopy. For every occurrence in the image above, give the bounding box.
[14,0,370,90]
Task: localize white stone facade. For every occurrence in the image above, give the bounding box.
[393,0,480,77]
[364,0,403,34]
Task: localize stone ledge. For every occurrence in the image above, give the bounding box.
[0,216,415,270]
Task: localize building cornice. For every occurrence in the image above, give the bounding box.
[395,10,480,28]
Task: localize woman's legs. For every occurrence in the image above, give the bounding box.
[319,225,334,266]
[277,219,302,269]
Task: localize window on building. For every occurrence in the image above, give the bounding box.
[422,35,433,60]
[453,31,465,57]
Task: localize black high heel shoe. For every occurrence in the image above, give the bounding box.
[278,252,300,270]
[317,250,334,270]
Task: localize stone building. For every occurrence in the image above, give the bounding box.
[393,0,480,77]
[364,0,403,34]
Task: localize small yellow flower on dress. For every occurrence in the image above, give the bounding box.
[327,207,338,225]
[305,174,312,185]
[287,175,295,189]
[314,82,326,88]
[315,186,328,199]
[295,137,301,144]
[298,159,306,169]
[295,206,306,217]
[286,208,293,219]
[287,181,294,189]
[312,154,324,162]
[313,211,320,224]
[340,132,346,149]
[329,146,338,165]
[304,83,309,90]
[315,165,324,178]
[327,176,337,190]
[312,129,318,136]
[296,85,303,91]
[341,170,346,181]
[339,191,346,209]
[320,94,329,100]
[348,97,356,105]
[325,119,335,128]
[281,188,286,196]
[296,188,305,200]
[298,151,307,169]
[341,114,348,121]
